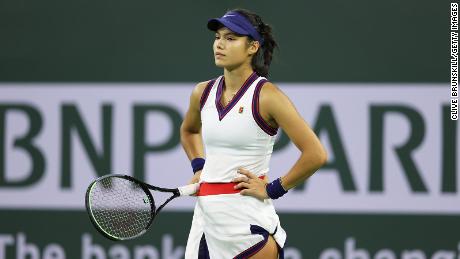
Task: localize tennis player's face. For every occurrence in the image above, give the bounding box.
[213,27,256,70]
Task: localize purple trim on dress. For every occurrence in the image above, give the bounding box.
[198,234,210,259]
[199,79,217,111]
[251,79,278,136]
[215,72,258,121]
[234,224,284,259]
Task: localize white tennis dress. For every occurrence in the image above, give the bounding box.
[184,72,287,259]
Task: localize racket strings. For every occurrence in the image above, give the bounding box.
[88,177,154,239]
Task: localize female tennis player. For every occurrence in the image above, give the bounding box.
[180,8,327,259]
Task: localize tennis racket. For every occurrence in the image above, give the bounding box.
[85,174,199,241]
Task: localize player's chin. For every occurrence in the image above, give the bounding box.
[214,60,226,68]
[215,61,242,71]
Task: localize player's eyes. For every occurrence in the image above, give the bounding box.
[214,35,236,41]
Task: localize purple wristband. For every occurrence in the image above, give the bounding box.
[266,178,288,199]
[191,158,205,174]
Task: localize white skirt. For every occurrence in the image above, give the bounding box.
[184,193,287,258]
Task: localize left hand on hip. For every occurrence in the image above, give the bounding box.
[232,168,269,200]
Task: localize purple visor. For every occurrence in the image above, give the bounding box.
[207,11,264,46]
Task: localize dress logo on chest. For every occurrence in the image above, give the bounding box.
[215,72,258,121]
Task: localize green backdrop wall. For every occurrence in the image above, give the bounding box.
[0,0,447,82]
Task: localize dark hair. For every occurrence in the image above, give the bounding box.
[230,8,278,77]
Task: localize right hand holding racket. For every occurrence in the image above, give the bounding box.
[188,170,202,185]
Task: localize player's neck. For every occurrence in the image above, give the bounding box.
[223,67,255,93]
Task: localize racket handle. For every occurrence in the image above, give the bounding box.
[178,183,200,196]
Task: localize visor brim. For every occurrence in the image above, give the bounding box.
[207,18,248,36]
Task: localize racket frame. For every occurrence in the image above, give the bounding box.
[85,174,180,241]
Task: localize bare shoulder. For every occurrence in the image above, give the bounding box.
[257,81,294,127]
[259,81,291,107]
[188,80,214,109]
[260,81,278,93]
[259,81,302,126]
[191,80,212,100]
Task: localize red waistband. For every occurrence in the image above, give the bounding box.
[196,176,266,196]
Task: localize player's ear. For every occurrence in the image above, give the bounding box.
[247,40,260,55]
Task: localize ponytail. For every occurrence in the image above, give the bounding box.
[231,9,279,77]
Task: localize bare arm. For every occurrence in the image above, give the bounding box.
[262,82,327,190]
[235,82,327,199]
[180,81,209,183]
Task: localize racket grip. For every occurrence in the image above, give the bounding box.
[178,183,200,196]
